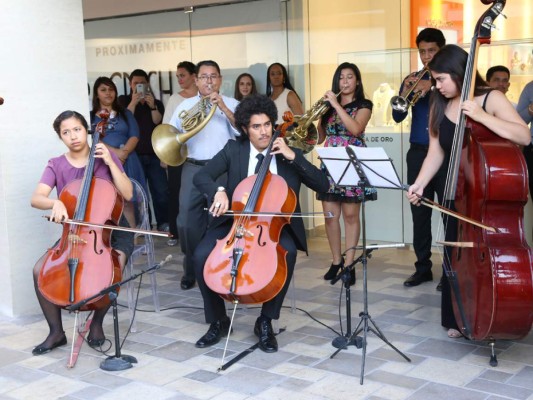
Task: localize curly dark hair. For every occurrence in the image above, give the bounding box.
[234,94,278,137]
[53,111,88,138]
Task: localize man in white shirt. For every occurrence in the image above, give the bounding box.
[169,60,239,290]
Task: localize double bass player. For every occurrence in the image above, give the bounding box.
[192,95,328,353]
[406,45,530,339]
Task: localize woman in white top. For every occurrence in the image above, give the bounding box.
[266,63,304,125]
[163,61,198,246]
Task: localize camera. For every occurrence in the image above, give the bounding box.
[136,83,145,98]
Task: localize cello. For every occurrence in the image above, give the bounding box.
[38,111,123,311]
[203,130,297,304]
[443,0,533,365]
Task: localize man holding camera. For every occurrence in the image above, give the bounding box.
[119,69,169,232]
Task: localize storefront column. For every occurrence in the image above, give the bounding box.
[0,0,88,316]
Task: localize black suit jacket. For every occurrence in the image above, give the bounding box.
[193,139,329,252]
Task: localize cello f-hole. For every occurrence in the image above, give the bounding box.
[89,230,103,255]
[256,224,266,247]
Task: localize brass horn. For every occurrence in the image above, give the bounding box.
[390,67,431,112]
[283,89,343,153]
[152,96,218,166]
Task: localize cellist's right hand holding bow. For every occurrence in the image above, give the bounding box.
[407,183,424,206]
[49,200,69,223]
[210,191,229,217]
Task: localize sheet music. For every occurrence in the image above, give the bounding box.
[316,146,402,189]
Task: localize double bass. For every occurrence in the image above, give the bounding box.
[444,0,533,365]
[203,130,297,304]
[38,112,123,311]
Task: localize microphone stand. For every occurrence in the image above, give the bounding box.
[330,249,375,351]
[67,256,171,371]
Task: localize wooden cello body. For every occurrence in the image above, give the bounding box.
[204,132,297,304]
[446,0,533,342]
[38,114,123,310]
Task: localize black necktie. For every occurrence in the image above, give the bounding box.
[254,153,265,174]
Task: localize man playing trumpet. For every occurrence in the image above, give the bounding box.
[392,28,446,289]
[169,60,239,290]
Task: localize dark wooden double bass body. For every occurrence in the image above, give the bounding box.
[203,131,297,304]
[38,114,123,310]
[453,123,533,340]
[448,0,533,342]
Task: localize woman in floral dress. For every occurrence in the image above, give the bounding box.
[317,62,375,284]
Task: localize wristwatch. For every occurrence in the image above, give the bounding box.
[216,186,225,192]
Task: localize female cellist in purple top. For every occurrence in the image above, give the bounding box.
[406,45,530,339]
[30,110,133,355]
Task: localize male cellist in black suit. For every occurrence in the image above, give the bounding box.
[192,94,329,353]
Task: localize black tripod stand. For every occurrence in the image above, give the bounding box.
[68,256,171,371]
[326,146,410,384]
[330,249,375,351]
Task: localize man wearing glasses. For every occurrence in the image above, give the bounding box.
[169,60,239,290]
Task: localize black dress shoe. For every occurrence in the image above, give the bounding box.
[436,277,443,292]
[87,337,106,348]
[254,318,278,353]
[32,334,67,356]
[181,277,196,290]
[195,318,230,348]
[403,272,433,287]
[324,258,344,280]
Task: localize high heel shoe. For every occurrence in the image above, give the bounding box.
[324,258,344,280]
[32,334,67,356]
[350,268,356,286]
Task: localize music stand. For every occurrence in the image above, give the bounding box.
[316,145,411,384]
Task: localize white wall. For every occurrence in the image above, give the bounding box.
[0,0,89,316]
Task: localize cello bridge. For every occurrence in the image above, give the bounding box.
[68,233,87,245]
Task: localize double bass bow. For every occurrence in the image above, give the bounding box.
[442,0,533,356]
[203,130,297,304]
[38,111,123,310]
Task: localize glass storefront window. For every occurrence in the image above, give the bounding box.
[84,0,532,242]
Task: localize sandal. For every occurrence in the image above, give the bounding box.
[447,328,463,338]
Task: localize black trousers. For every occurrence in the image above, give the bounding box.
[193,222,297,323]
[167,165,182,240]
[407,144,447,275]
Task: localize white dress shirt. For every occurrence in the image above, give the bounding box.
[169,93,240,160]
[248,145,278,176]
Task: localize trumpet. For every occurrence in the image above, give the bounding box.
[152,96,217,166]
[282,88,344,153]
[390,67,431,112]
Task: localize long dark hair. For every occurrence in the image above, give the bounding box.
[91,77,129,126]
[321,62,368,128]
[234,73,258,101]
[266,63,300,101]
[428,45,490,136]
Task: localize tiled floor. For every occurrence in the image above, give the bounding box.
[0,235,532,400]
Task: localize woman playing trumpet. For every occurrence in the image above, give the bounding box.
[317,62,375,284]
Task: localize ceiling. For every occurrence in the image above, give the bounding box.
[82,0,262,20]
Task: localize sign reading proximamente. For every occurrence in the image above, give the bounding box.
[93,39,188,58]
[86,38,190,75]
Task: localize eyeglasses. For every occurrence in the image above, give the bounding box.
[197,74,220,81]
